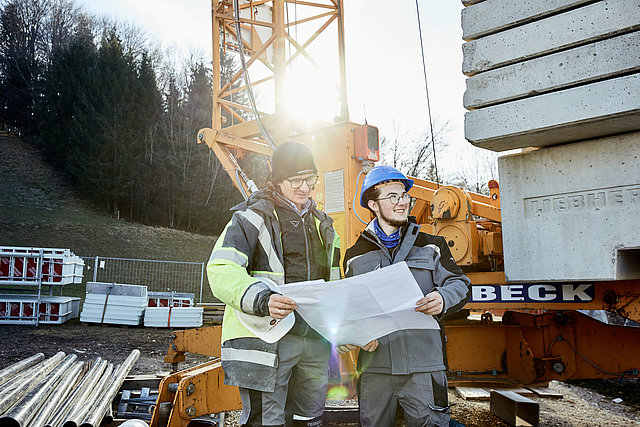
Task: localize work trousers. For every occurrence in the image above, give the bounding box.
[358,370,450,427]
[239,333,331,426]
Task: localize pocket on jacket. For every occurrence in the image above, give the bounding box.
[349,259,381,276]
[405,257,435,270]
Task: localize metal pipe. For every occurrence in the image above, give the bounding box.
[0,352,66,414]
[46,358,107,427]
[1,352,64,395]
[79,349,141,427]
[61,363,114,427]
[0,353,77,427]
[30,361,85,427]
[0,353,45,386]
[103,406,113,424]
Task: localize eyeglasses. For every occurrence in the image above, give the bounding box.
[376,193,412,205]
[286,174,319,189]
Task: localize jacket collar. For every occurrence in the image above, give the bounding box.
[230,186,327,224]
[361,217,420,261]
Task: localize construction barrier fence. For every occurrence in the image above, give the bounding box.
[81,257,212,304]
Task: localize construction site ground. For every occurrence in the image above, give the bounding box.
[0,321,638,426]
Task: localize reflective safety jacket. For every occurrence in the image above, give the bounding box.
[343,219,471,375]
[207,188,340,391]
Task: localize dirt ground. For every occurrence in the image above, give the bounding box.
[0,320,212,375]
[1,321,638,426]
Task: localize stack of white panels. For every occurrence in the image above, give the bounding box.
[144,306,203,328]
[147,291,194,308]
[80,282,147,325]
[0,295,80,324]
[0,246,84,285]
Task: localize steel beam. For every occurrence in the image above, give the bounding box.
[490,389,539,426]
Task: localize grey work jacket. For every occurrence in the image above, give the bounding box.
[343,220,471,374]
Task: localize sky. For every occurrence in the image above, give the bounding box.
[78,0,496,184]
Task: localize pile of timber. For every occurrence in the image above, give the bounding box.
[201,302,225,324]
[0,350,139,427]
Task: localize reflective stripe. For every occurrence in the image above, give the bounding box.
[251,271,285,285]
[221,348,277,367]
[209,247,249,267]
[238,210,284,275]
[241,282,270,314]
[345,253,366,276]
[330,268,341,281]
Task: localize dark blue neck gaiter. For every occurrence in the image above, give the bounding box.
[373,219,400,249]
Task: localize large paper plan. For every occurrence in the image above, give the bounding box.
[280,262,439,346]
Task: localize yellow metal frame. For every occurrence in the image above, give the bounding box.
[201,0,348,196]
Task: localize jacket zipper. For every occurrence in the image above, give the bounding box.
[302,214,311,280]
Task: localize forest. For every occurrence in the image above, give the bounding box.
[0,0,251,235]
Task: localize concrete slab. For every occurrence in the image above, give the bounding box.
[498,132,640,282]
[464,32,640,109]
[462,0,593,41]
[464,73,640,151]
[462,0,640,76]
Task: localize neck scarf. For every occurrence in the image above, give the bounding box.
[373,219,400,249]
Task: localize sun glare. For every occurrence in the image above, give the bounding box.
[282,67,340,123]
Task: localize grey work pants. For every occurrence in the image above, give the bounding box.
[358,371,450,427]
[239,333,331,426]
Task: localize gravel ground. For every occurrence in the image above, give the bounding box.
[1,321,638,426]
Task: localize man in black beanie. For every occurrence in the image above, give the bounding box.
[208,141,341,426]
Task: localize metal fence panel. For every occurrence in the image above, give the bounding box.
[81,257,212,303]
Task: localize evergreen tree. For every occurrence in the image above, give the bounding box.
[68,30,138,215]
[0,0,52,134]
[38,29,96,169]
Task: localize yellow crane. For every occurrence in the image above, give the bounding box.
[150,1,640,425]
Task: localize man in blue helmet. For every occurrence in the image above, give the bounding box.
[338,165,471,427]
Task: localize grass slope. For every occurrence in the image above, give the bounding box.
[0,135,219,262]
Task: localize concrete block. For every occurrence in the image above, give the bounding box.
[462,0,593,41]
[464,73,640,151]
[462,0,640,76]
[498,132,640,282]
[464,32,640,109]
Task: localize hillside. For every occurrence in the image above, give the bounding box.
[0,135,220,261]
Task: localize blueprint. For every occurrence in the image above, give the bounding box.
[280,262,439,346]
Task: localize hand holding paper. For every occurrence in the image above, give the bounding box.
[280,262,439,346]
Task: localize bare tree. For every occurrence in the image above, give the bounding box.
[380,116,451,181]
[43,0,79,57]
[448,147,498,195]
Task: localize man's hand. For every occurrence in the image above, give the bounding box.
[336,344,357,354]
[361,339,379,352]
[416,291,444,315]
[268,294,297,319]
[336,339,378,354]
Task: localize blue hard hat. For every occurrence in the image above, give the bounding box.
[360,165,414,208]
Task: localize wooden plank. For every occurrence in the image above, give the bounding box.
[456,386,491,401]
[527,386,563,399]
[492,387,536,397]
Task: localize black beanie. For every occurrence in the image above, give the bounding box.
[270,141,317,183]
